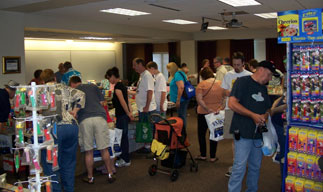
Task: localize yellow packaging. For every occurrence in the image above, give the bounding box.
[305,155,316,179]
[295,178,305,192]
[298,128,308,153]
[277,11,299,37]
[285,176,296,192]
[313,182,323,192]
[297,153,307,177]
[304,179,315,191]
[289,127,299,151]
[317,131,323,156]
[287,152,298,175]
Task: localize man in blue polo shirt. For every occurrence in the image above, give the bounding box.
[0,80,19,129]
[61,61,81,85]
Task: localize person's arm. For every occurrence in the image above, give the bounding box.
[196,91,213,113]
[160,91,166,112]
[270,96,287,116]
[69,88,85,119]
[116,89,134,120]
[228,96,265,125]
[143,90,153,113]
[175,80,184,109]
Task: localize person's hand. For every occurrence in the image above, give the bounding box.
[127,112,135,121]
[176,100,180,109]
[143,106,149,113]
[160,108,165,113]
[69,110,78,119]
[251,113,265,125]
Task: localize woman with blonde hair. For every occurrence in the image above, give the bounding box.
[166,62,178,84]
[196,67,225,162]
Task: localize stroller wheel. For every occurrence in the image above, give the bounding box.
[148,165,157,176]
[170,170,179,181]
[190,163,198,172]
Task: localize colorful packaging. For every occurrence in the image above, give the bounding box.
[310,100,320,124]
[292,99,301,122]
[292,73,301,98]
[307,130,317,154]
[304,179,315,192]
[293,46,301,72]
[298,129,308,153]
[285,176,296,192]
[320,45,323,72]
[288,152,298,175]
[313,181,323,192]
[301,46,311,72]
[289,127,299,151]
[317,131,323,156]
[301,100,311,123]
[310,73,320,98]
[319,73,323,97]
[314,156,322,181]
[295,177,305,192]
[320,100,323,124]
[305,155,316,179]
[310,46,320,71]
[301,74,311,98]
[297,153,307,177]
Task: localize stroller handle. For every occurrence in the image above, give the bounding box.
[150,113,173,127]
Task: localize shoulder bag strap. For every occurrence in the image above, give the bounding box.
[203,78,216,98]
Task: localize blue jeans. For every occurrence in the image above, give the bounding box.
[178,99,190,136]
[116,114,130,163]
[41,123,78,192]
[228,138,263,192]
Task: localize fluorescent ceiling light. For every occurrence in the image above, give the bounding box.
[100,8,150,16]
[162,19,197,25]
[218,0,260,7]
[254,12,277,19]
[208,26,227,30]
[80,37,113,40]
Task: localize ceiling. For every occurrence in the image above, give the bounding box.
[1,0,323,42]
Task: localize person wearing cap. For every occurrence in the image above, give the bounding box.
[228,60,279,192]
[0,80,19,129]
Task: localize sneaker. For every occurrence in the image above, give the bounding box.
[82,177,94,184]
[107,174,116,183]
[115,159,131,167]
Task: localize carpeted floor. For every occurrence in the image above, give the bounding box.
[75,108,282,192]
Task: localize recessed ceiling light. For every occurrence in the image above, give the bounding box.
[254,12,277,19]
[80,37,113,40]
[162,19,197,25]
[100,8,150,16]
[218,0,261,7]
[208,26,227,30]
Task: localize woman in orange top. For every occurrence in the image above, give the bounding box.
[195,67,226,162]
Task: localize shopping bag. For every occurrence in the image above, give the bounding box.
[135,121,153,143]
[107,129,115,159]
[262,116,279,156]
[205,111,225,142]
[113,128,123,157]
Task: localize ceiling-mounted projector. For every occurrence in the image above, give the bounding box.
[225,18,242,28]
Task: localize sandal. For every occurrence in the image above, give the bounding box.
[82,177,94,184]
[209,157,219,163]
[195,156,207,161]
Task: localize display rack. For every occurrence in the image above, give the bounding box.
[13,82,58,192]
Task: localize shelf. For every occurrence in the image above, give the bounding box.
[289,122,323,130]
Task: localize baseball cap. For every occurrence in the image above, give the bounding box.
[258,60,280,77]
[4,80,19,90]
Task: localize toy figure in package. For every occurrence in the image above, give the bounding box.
[320,100,323,124]
[292,99,301,121]
[301,100,311,122]
[291,73,301,98]
[310,73,320,98]
[320,45,323,72]
[310,46,320,71]
[293,46,301,71]
[320,73,323,97]
[311,101,320,124]
[301,75,311,98]
[301,46,310,72]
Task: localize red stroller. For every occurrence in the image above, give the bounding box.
[148,114,198,181]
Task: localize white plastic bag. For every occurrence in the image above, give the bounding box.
[113,128,123,157]
[108,129,115,159]
[205,111,225,142]
[262,116,279,156]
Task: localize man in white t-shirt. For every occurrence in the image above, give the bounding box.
[147,61,167,116]
[221,52,252,177]
[132,58,157,152]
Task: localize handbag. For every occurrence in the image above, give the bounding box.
[178,72,195,100]
[135,119,153,143]
[205,110,225,141]
[262,116,279,156]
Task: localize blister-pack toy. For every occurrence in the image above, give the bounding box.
[310,73,320,98]
[297,153,307,177]
[314,156,322,181]
[316,131,323,156]
[310,46,320,71]
[285,176,296,192]
[298,129,308,153]
[301,100,311,123]
[313,181,323,192]
[301,46,311,72]
[295,177,305,192]
[307,130,317,154]
[292,99,301,121]
[289,127,299,151]
[288,152,298,175]
[304,179,315,192]
[301,74,311,98]
[293,46,301,71]
[305,155,316,179]
[310,100,320,124]
[292,73,301,98]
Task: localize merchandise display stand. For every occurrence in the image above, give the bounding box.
[278,8,323,192]
[13,82,58,192]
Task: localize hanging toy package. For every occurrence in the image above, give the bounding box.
[49,87,56,111]
[42,118,53,143]
[27,89,37,110]
[45,181,51,192]
[14,150,20,173]
[36,119,44,137]
[46,146,53,163]
[38,87,50,109]
[52,145,59,171]
[15,120,25,146]
[22,148,31,166]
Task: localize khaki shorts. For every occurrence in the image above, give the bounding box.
[223,109,234,139]
[79,116,110,151]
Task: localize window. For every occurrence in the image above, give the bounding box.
[153,52,169,79]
